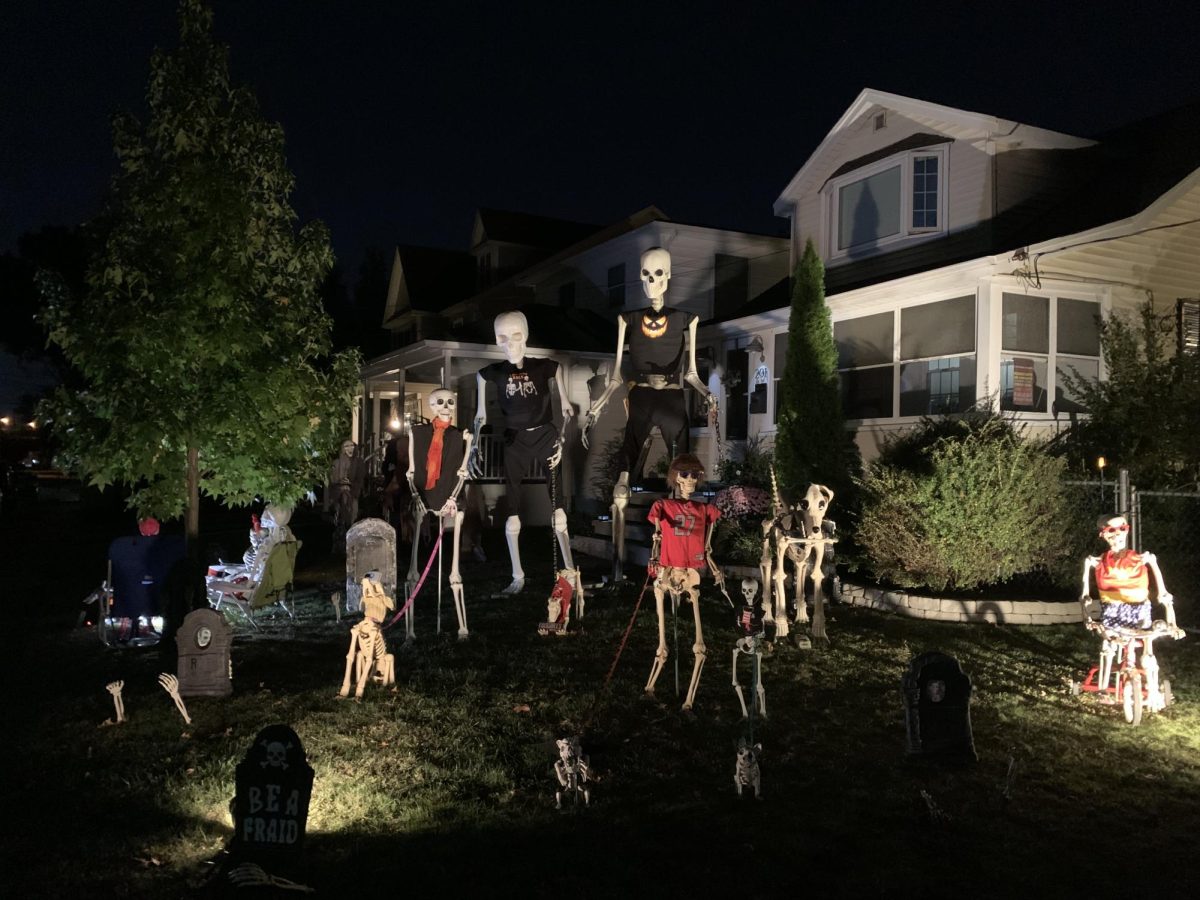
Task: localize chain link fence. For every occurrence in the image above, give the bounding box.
[1135,489,1199,627]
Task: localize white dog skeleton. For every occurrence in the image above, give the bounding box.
[732,579,767,720]
[405,389,472,640]
[339,576,396,700]
[761,472,836,641]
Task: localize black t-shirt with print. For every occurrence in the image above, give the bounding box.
[621,307,695,378]
[480,356,559,429]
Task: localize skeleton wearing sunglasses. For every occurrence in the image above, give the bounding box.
[644,453,724,711]
[1081,515,1174,631]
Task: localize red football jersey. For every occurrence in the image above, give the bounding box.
[647,497,720,569]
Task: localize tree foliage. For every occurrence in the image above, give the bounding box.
[773,238,859,499]
[1056,302,1200,489]
[857,411,1074,592]
[39,0,360,537]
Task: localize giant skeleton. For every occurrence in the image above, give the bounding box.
[582,248,717,578]
[469,311,578,597]
[404,389,472,640]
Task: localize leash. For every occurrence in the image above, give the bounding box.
[579,567,653,733]
[383,528,443,630]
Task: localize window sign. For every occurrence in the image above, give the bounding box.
[750,362,769,414]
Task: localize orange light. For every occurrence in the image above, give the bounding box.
[1096,456,1107,470]
[0,416,10,426]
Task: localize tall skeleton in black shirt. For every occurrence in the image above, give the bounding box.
[582,247,717,577]
[469,311,577,595]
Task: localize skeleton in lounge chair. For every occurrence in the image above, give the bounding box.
[206,505,301,628]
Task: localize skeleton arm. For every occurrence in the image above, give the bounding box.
[554,758,570,787]
[1142,552,1176,628]
[582,316,627,449]
[704,513,733,607]
[548,366,572,469]
[406,429,428,520]
[1080,555,1099,619]
[683,315,716,410]
[467,372,487,478]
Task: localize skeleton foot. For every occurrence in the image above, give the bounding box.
[498,578,525,596]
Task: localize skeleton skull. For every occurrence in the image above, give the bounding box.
[341,439,356,458]
[797,484,834,539]
[741,578,759,603]
[261,740,292,769]
[494,310,529,365]
[428,388,456,422]
[1099,515,1129,553]
[640,247,671,304]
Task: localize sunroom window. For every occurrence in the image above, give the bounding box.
[829,148,947,258]
[1000,293,1100,413]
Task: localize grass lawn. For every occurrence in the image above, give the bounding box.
[4,505,1199,899]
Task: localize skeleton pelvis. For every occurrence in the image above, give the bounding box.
[659,567,700,595]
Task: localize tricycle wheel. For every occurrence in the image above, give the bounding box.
[1122,672,1144,726]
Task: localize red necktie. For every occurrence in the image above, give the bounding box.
[425,419,452,490]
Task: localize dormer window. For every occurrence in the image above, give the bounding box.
[826,146,947,260]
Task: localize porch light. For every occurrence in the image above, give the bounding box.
[1096,456,1107,471]
[0,416,10,426]
[26,420,37,430]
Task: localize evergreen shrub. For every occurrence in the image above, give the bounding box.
[857,411,1075,591]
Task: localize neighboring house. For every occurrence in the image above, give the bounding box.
[358,207,789,513]
[703,89,1200,463]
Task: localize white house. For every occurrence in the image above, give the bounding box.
[705,89,1200,462]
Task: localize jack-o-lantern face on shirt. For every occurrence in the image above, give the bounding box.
[641,312,668,339]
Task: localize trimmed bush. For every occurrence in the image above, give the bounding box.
[857,412,1073,591]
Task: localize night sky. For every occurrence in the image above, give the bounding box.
[4,0,1200,276]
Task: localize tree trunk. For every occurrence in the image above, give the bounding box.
[186,445,200,559]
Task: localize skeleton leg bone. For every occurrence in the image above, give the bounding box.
[644,578,669,695]
[793,549,810,626]
[809,541,828,642]
[450,509,468,638]
[1099,639,1117,692]
[773,540,790,638]
[500,515,525,595]
[611,472,629,583]
[552,508,583,619]
[682,582,706,711]
[732,646,749,719]
[404,512,424,643]
[338,628,362,697]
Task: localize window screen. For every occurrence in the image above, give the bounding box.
[901,296,975,360]
[840,366,894,419]
[835,312,893,368]
[1057,298,1101,356]
[838,165,902,250]
[1002,293,1049,353]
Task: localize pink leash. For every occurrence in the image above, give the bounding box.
[384,529,443,630]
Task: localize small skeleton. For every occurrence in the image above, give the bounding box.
[734,738,762,799]
[339,576,396,700]
[554,736,591,808]
[227,863,315,893]
[157,673,192,725]
[644,455,722,712]
[405,389,472,640]
[539,568,584,635]
[106,680,126,724]
[761,471,837,641]
[732,579,767,720]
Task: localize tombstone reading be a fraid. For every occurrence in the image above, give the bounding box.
[230,725,314,879]
[902,651,977,761]
[176,608,232,697]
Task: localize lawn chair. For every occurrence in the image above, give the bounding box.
[100,533,186,646]
[207,539,302,629]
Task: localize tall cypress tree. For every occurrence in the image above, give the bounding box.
[39,0,360,549]
[774,238,858,499]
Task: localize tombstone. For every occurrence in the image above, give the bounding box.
[230,725,314,879]
[176,608,233,697]
[345,518,397,615]
[902,651,977,761]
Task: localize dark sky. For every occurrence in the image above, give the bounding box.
[4,0,1200,276]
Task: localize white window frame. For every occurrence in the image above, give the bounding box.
[823,146,948,261]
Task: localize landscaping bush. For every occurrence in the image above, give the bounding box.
[857,411,1076,592]
[715,435,774,490]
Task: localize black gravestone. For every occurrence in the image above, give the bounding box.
[902,651,977,761]
[230,725,314,877]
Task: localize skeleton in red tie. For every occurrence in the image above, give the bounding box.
[405,388,472,640]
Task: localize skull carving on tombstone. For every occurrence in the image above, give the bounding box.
[428,388,456,423]
[640,247,672,304]
[262,740,292,769]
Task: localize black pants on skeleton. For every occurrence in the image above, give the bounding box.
[622,386,689,477]
[503,423,561,519]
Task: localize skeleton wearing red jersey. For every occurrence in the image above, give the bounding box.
[644,453,724,712]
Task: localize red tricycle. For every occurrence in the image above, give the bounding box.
[1072,620,1184,725]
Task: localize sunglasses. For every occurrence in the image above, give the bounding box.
[1100,523,1129,535]
[675,471,702,480]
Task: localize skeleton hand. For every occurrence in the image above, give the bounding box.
[581,411,598,450]
[411,492,428,522]
[439,497,458,518]
[466,438,485,479]
[228,863,315,893]
[157,673,192,725]
[548,439,564,470]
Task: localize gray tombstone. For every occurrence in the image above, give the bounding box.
[176,608,232,697]
[345,518,397,614]
[902,651,977,761]
[230,724,314,878]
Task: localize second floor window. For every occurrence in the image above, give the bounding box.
[828,147,947,259]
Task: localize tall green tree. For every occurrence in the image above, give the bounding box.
[1057,302,1200,489]
[39,0,360,547]
[773,238,858,499]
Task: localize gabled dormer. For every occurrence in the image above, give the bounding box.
[470,208,601,289]
[774,89,1094,267]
